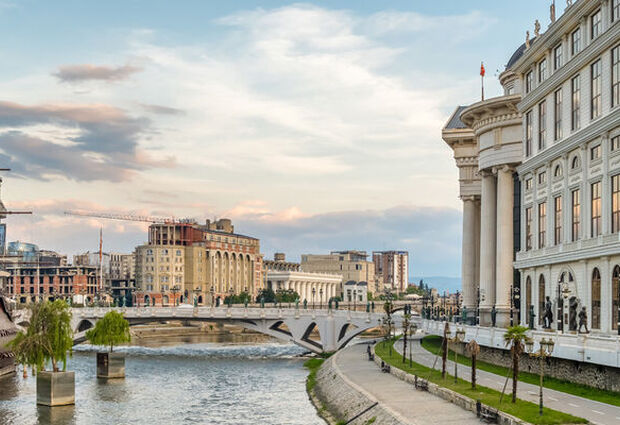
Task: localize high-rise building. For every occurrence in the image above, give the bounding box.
[372,251,409,293]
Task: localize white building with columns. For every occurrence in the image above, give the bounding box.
[265,270,342,305]
[444,0,620,335]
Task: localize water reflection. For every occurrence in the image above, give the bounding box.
[36,405,75,425]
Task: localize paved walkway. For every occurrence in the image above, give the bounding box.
[334,342,482,424]
[397,338,620,425]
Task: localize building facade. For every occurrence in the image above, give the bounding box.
[445,0,620,334]
[372,251,409,293]
[300,251,376,298]
[513,0,620,334]
[265,270,342,305]
[135,219,263,306]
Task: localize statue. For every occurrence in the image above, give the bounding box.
[461,306,467,323]
[244,298,248,308]
[526,31,531,49]
[550,1,556,23]
[371,301,375,312]
[491,306,497,327]
[543,296,553,328]
[529,305,536,329]
[295,298,300,309]
[578,307,589,333]
[303,299,308,309]
[534,20,541,37]
[194,296,198,307]
[569,298,578,331]
[328,299,332,310]
[366,302,370,313]
[567,0,573,7]
[260,296,265,309]
[335,299,339,310]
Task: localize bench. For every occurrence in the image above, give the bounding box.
[476,401,499,424]
[414,376,428,391]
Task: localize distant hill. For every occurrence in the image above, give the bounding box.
[411,276,461,294]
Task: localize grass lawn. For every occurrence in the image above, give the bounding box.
[421,335,620,407]
[375,339,586,425]
[304,358,325,392]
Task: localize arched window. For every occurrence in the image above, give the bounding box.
[538,275,546,326]
[571,156,580,169]
[613,266,620,331]
[592,268,601,329]
[554,165,562,177]
[526,276,532,324]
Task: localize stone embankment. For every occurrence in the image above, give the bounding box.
[311,351,405,425]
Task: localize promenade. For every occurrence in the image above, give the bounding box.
[396,338,620,425]
[331,342,481,424]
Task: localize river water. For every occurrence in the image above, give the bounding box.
[0,338,325,425]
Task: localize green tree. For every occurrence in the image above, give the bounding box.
[503,325,530,403]
[85,310,131,352]
[466,339,480,390]
[8,300,73,373]
[275,289,299,303]
[256,288,276,303]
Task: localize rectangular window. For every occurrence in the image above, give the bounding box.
[571,75,580,131]
[591,144,602,160]
[526,110,533,156]
[538,171,546,185]
[612,46,620,107]
[614,0,620,22]
[591,60,602,119]
[538,202,547,249]
[572,189,580,241]
[526,71,534,93]
[525,178,533,190]
[554,196,562,245]
[592,182,602,237]
[554,44,563,70]
[591,10,602,39]
[554,89,563,140]
[613,174,620,233]
[612,135,620,151]
[526,207,533,250]
[571,28,581,55]
[538,100,546,149]
[538,59,547,83]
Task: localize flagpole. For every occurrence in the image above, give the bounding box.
[481,74,484,101]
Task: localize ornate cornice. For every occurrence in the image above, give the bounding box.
[460,95,523,135]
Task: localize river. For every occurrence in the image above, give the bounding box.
[0,337,325,425]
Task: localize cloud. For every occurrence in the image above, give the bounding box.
[229,203,462,277]
[139,103,185,115]
[0,100,174,181]
[53,64,142,83]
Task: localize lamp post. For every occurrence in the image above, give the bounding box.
[448,328,466,383]
[319,288,323,309]
[171,285,180,306]
[228,287,234,308]
[312,286,316,309]
[525,338,555,416]
[210,286,215,307]
[161,287,166,307]
[409,322,417,367]
[353,288,357,311]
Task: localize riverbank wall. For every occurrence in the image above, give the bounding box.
[310,350,404,425]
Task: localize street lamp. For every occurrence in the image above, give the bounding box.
[312,286,316,309]
[353,288,357,311]
[409,322,418,367]
[161,287,166,307]
[171,285,180,306]
[228,287,234,307]
[525,338,555,416]
[448,328,466,383]
[319,288,323,309]
[210,286,215,307]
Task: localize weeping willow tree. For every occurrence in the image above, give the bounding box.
[86,310,131,352]
[8,300,74,373]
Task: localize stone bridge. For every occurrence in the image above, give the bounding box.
[14,306,395,354]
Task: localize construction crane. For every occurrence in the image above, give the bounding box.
[64,210,196,224]
[0,169,33,219]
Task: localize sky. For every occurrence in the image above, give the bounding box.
[0,0,566,280]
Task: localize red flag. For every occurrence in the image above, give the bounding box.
[480,62,486,77]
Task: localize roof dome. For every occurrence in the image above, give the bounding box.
[506,42,526,69]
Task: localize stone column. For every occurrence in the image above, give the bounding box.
[495,166,515,327]
[479,170,497,325]
[461,196,479,314]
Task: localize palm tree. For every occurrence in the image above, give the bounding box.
[503,325,529,403]
[402,313,410,363]
[466,339,480,389]
[441,322,449,379]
